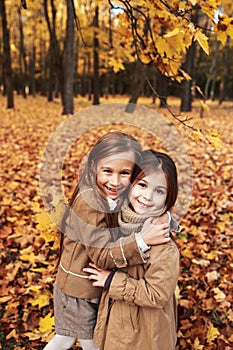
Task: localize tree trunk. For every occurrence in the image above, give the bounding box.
[93,5,100,105]
[62,0,74,114]
[43,0,65,106]
[202,36,219,102]
[180,40,196,112]
[219,36,230,105]
[0,0,14,108]
[125,61,146,113]
[18,6,27,98]
[29,46,36,97]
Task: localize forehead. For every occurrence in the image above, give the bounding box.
[140,171,167,186]
[98,151,135,166]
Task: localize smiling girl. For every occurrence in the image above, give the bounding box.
[84,150,181,350]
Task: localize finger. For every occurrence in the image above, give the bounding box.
[83,267,97,274]
[88,262,101,271]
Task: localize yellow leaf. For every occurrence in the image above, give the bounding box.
[227,309,233,322]
[200,101,210,111]
[179,69,192,81]
[193,337,204,349]
[23,331,41,340]
[108,57,125,73]
[207,323,219,344]
[40,229,57,243]
[39,313,54,333]
[191,129,203,145]
[212,287,226,302]
[20,246,35,262]
[164,27,180,38]
[206,129,223,151]
[182,248,194,259]
[194,30,209,55]
[35,212,53,231]
[29,293,50,308]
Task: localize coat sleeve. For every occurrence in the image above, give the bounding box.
[65,190,144,269]
[108,243,180,308]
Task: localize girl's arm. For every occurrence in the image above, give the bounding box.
[67,190,170,270]
[84,243,180,308]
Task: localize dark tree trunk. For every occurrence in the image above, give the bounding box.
[219,36,230,105]
[62,0,74,114]
[87,52,92,101]
[125,61,146,113]
[43,0,65,106]
[93,6,100,105]
[29,46,36,97]
[18,6,27,98]
[180,40,196,112]
[0,0,14,108]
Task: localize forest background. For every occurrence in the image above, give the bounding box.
[0,0,233,349]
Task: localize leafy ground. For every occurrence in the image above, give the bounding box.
[0,94,232,349]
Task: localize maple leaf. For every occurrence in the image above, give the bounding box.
[39,313,54,333]
[194,30,209,55]
[207,322,220,344]
[29,293,51,308]
[193,337,204,350]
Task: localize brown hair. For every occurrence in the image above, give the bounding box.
[131,150,178,211]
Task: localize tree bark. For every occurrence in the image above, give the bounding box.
[125,61,146,113]
[93,6,100,105]
[219,36,230,105]
[180,40,196,112]
[18,6,27,98]
[62,0,74,114]
[0,0,14,108]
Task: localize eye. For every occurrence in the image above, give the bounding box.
[103,169,112,174]
[156,188,166,195]
[137,182,146,188]
[121,170,131,176]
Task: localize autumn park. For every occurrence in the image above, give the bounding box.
[0,0,233,349]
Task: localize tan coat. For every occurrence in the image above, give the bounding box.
[56,188,144,299]
[94,240,180,350]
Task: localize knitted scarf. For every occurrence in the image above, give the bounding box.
[118,201,180,236]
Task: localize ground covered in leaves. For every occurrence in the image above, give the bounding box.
[0,94,232,349]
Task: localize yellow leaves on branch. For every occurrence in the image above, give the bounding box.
[191,128,223,151]
[215,15,233,45]
[108,56,125,73]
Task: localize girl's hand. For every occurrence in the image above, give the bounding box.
[141,215,170,246]
[83,263,111,288]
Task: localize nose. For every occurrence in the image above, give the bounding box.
[109,173,120,187]
[143,189,153,201]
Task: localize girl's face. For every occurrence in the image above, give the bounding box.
[96,151,135,200]
[129,170,167,214]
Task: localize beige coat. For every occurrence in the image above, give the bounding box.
[94,240,180,350]
[56,188,144,299]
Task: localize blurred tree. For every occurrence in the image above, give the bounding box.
[0,0,14,108]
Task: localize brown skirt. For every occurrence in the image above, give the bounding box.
[53,283,100,339]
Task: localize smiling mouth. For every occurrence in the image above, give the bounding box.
[105,185,121,194]
[137,200,152,208]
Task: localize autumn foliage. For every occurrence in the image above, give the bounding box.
[0,95,232,349]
